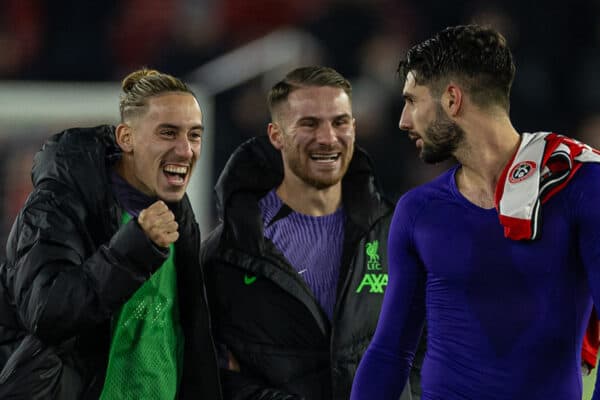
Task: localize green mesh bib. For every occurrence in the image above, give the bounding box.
[100,212,184,399]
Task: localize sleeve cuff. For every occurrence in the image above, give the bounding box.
[108,219,169,275]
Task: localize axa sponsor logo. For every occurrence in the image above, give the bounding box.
[356,273,388,293]
[356,240,388,294]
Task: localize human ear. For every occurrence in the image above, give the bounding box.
[115,123,134,153]
[445,84,463,117]
[267,122,284,150]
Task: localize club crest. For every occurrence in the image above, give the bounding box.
[508,161,537,183]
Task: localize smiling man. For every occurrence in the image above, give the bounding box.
[0,68,221,399]
[200,66,413,400]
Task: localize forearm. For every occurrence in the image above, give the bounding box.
[8,220,167,342]
[352,200,426,399]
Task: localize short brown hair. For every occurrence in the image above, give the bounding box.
[267,66,352,118]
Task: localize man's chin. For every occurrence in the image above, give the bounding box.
[158,191,186,204]
[304,175,343,190]
[420,147,453,164]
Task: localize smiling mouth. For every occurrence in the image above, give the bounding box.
[310,152,341,162]
[163,164,189,184]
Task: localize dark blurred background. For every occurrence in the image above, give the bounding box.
[1,0,600,253]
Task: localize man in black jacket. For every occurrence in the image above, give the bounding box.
[201,66,412,400]
[0,68,221,399]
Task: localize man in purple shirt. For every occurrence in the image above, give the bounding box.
[351,24,600,399]
[201,66,415,399]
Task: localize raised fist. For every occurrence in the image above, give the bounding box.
[138,200,179,248]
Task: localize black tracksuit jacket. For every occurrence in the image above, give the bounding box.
[201,136,413,400]
[0,126,221,399]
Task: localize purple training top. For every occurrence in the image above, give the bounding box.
[110,170,155,217]
[259,189,345,321]
[351,163,600,399]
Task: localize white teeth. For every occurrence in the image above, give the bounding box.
[310,153,340,161]
[164,165,188,175]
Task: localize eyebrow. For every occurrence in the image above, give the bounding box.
[298,113,352,121]
[333,113,352,120]
[158,123,205,131]
[402,93,416,102]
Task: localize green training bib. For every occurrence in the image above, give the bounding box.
[100,212,183,399]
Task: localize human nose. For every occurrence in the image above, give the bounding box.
[316,122,338,145]
[174,136,194,159]
[399,106,412,132]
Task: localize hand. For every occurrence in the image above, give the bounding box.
[138,201,179,248]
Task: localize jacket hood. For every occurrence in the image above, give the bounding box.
[214,135,283,217]
[31,125,121,216]
[214,135,392,234]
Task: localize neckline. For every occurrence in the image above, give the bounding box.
[448,165,498,214]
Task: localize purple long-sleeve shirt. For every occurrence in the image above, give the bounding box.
[351,163,600,400]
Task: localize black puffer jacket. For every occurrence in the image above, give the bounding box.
[201,136,411,400]
[0,126,221,399]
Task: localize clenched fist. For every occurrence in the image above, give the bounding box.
[138,201,179,248]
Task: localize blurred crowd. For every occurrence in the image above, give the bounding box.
[1,0,600,247]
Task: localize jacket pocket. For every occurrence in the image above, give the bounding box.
[0,334,80,400]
